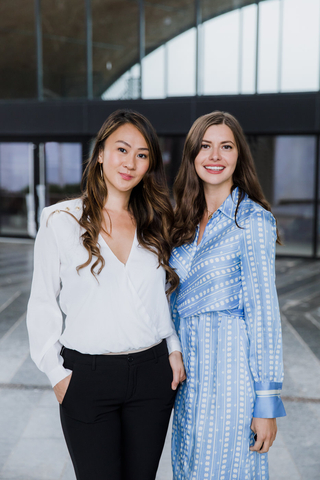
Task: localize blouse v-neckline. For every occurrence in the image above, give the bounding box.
[98,230,137,267]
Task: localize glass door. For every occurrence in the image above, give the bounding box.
[41,142,83,211]
[0,142,36,237]
[272,135,316,256]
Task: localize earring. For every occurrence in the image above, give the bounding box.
[99,163,103,179]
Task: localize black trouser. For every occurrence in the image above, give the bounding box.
[60,340,176,480]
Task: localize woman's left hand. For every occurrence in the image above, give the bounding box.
[250,418,277,453]
[169,351,186,390]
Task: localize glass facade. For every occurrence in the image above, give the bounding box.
[1,0,319,258]
[158,136,186,197]
[247,135,318,257]
[0,143,34,236]
[281,0,320,92]
[45,142,82,205]
[0,0,37,99]
[143,0,196,99]
[257,0,281,93]
[42,0,87,99]
[273,136,316,256]
[317,144,320,257]
[2,0,320,100]
[1,135,319,258]
[92,0,140,99]
[0,142,82,238]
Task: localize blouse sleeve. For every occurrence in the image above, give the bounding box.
[26,208,72,387]
[240,209,286,418]
[165,331,182,355]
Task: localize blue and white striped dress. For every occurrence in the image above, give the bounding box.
[169,189,286,480]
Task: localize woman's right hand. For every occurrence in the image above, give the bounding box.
[53,373,72,404]
[169,351,186,390]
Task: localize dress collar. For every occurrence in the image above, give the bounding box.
[216,187,241,221]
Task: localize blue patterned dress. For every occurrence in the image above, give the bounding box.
[169,189,286,480]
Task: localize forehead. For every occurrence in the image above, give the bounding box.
[107,123,148,147]
[203,123,235,142]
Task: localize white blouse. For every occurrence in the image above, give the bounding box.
[26,198,181,387]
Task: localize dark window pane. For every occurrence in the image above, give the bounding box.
[158,136,185,198]
[42,0,87,99]
[0,143,34,236]
[248,135,316,257]
[92,0,139,99]
[45,142,82,205]
[0,0,37,99]
[318,146,320,257]
[273,136,315,256]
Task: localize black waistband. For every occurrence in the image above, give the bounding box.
[61,340,168,367]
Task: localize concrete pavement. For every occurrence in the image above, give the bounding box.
[0,239,320,479]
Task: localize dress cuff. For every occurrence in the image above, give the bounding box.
[253,381,286,418]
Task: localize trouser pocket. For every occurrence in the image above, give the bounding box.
[61,356,96,423]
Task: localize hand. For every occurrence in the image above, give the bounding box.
[250,418,277,453]
[53,374,72,404]
[169,351,186,390]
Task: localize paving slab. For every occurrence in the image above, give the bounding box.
[0,242,320,479]
[1,437,70,480]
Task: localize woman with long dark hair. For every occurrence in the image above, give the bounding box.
[27,109,185,480]
[170,111,286,479]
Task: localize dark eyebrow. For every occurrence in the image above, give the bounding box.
[115,140,149,151]
[116,140,131,147]
[202,139,235,146]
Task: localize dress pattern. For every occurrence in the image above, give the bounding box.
[169,189,285,480]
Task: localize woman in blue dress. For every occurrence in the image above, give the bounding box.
[169,111,286,480]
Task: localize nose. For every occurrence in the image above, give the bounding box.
[210,147,220,161]
[123,153,136,170]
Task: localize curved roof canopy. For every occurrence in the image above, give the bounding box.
[0,0,256,99]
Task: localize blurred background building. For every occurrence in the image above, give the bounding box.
[0,0,319,258]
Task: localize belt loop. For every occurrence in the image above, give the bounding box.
[60,345,65,356]
[92,355,96,371]
[153,346,158,364]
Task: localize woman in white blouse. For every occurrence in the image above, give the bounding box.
[27,109,186,480]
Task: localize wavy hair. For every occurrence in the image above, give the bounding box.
[171,111,280,247]
[75,109,179,293]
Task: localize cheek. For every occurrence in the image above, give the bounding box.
[139,160,150,177]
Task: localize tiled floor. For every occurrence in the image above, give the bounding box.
[0,239,320,479]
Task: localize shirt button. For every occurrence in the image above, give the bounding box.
[128,356,133,362]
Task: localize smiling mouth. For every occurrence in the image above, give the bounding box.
[119,173,133,180]
[204,166,225,172]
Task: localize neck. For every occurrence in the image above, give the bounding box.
[204,183,232,215]
[103,187,131,213]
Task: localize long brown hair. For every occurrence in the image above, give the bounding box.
[171,111,280,247]
[77,109,179,292]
